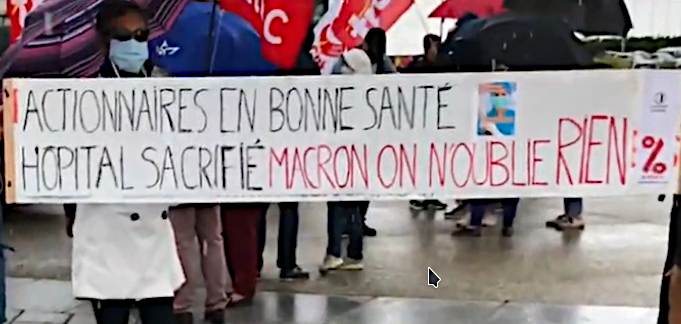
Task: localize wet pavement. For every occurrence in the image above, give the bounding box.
[3,194,671,310]
[6,277,659,324]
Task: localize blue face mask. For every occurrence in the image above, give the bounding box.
[490,96,510,108]
[109,39,149,74]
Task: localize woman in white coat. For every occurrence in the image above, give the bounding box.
[64,1,185,323]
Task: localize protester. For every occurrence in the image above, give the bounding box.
[321,49,372,272]
[452,199,519,237]
[64,1,184,323]
[336,28,389,236]
[170,204,227,324]
[257,203,310,280]
[339,28,397,236]
[546,198,585,230]
[660,195,681,324]
[360,28,397,74]
[406,34,441,73]
[221,203,268,303]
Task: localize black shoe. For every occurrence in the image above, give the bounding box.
[444,203,467,218]
[204,309,224,324]
[409,200,425,210]
[451,226,482,237]
[502,227,514,237]
[280,266,310,280]
[426,200,448,210]
[175,312,193,324]
[363,224,377,237]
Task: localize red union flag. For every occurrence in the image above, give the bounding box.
[8,0,43,43]
[312,0,413,74]
[220,0,314,69]
[332,0,412,48]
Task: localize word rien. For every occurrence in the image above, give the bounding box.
[18,142,266,192]
[268,115,629,189]
[19,83,457,135]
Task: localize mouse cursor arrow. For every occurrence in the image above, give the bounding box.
[428,267,441,288]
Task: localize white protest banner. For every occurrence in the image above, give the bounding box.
[3,70,681,203]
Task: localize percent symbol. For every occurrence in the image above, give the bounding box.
[642,136,667,174]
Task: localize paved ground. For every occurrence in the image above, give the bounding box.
[5,277,660,324]
[2,195,672,310]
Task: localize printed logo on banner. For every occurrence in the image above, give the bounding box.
[651,91,668,112]
[477,82,517,137]
[654,92,666,106]
[634,72,681,186]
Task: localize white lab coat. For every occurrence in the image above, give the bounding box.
[71,203,185,300]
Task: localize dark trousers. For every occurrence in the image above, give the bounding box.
[659,195,680,324]
[469,198,519,228]
[90,298,174,324]
[327,202,363,260]
[358,201,370,219]
[221,203,267,298]
[0,205,5,324]
[563,198,583,217]
[257,202,300,272]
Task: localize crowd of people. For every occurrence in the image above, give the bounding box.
[25,1,593,324]
[0,1,678,324]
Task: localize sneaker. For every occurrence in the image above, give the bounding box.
[280,266,310,280]
[363,224,377,237]
[338,258,364,271]
[320,255,344,272]
[501,227,514,237]
[426,200,448,210]
[204,309,224,324]
[482,213,497,227]
[175,313,193,324]
[409,200,426,210]
[451,225,482,237]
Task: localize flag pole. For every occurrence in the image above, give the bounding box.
[205,0,219,74]
[440,17,444,38]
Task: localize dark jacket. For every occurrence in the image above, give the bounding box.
[98,59,154,78]
[405,56,442,74]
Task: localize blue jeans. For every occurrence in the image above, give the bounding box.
[326,202,363,260]
[469,198,519,228]
[563,198,583,217]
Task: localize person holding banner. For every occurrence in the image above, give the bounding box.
[321,49,372,273]
[221,203,268,303]
[257,203,311,280]
[360,28,397,75]
[64,2,185,323]
[169,204,228,324]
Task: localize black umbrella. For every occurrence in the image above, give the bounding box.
[504,0,632,36]
[439,13,593,71]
